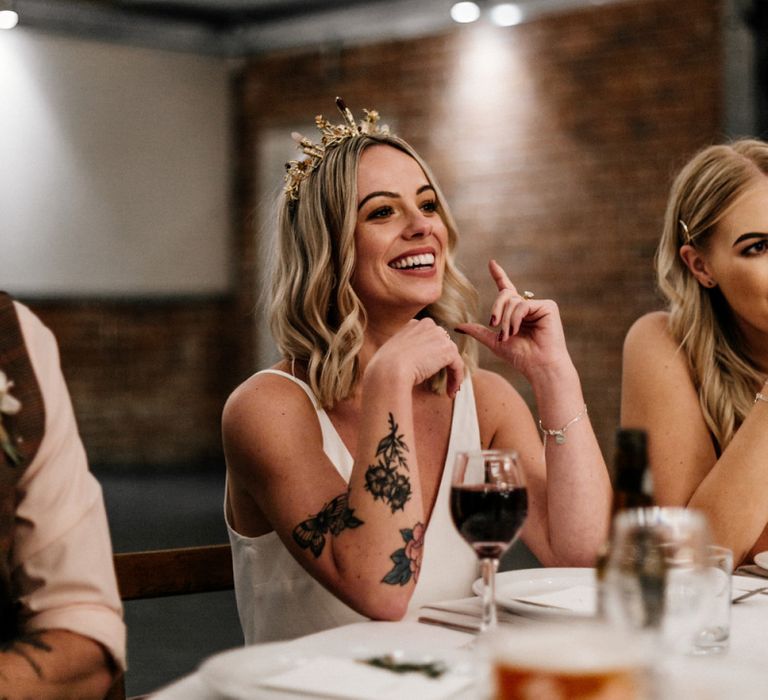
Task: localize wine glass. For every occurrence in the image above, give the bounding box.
[450,449,528,632]
[602,507,712,655]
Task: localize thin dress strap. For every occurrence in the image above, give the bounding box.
[256,369,319,408]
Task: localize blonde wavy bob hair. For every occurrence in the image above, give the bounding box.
[656,139,768,449]
[270,132,478,408]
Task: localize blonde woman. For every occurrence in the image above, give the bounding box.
[223,100,610,643]
[622,139,768,565]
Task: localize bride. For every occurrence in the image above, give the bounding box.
[222,99,611,643]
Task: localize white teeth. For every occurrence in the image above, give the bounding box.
[390,253,435,270]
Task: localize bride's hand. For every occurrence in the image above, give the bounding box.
[455,259,571,378]
[367,318,464,398]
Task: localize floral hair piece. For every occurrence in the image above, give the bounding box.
[283,96,389,202]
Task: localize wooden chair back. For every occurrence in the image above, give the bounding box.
[104,543,235,700]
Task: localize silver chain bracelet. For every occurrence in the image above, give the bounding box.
[538,404,588,448]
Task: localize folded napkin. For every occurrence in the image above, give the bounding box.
[257,655,472,700]
[514,584,596,615]
[418,597,530,632]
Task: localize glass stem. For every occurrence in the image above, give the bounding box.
[480,557,499,632]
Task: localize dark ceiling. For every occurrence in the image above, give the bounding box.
[10,0,636,56]
[101,0,395,28]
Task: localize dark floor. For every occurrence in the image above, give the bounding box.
[97,468,539,697]
[99,469,243,697]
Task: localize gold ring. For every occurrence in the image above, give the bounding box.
[522,290,534,300]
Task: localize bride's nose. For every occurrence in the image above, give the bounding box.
[402,210,432,239]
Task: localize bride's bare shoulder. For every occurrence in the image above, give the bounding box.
[471,367,530,417]
[223,362,315,427]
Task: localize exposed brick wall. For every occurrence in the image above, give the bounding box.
[26,298,243,468]
[239,0,722,456]
[17,0,721,469]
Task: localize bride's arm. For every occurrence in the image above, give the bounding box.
[223,318,463,619]
[457,260,611,565]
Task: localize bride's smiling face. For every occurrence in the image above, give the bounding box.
[351,145,448,316]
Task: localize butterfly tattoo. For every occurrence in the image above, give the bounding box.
[292,492,364,558]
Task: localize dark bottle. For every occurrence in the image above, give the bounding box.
[610,428,653,514]
[595,428,654,617]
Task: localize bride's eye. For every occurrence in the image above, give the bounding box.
[420,200,438,214]
[367,205,394,220]
[743,239,768,256]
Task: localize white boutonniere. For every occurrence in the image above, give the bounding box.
[0,370,22,465]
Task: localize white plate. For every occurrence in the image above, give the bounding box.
[198,639,476,700]
[753,550,768,571]
[473,567,596,619]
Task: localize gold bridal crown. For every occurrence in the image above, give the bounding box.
[284,97,389,202]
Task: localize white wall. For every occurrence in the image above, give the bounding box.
[0,29,232,296]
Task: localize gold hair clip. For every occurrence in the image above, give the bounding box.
[679,219,691,243]
[284,97,389,202]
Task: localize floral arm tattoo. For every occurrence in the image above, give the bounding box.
[364,413,412,513]
[382,523,425,585]
[292,492,364,558]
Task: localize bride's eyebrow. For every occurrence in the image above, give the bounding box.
[732,231,768,247]
[357,184,434,211]
[358,191,398,210]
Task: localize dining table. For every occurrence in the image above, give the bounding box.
[148,568,768,699]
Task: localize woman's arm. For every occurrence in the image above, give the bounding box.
[622,312,768,564]
[223,318,463,620]
[457,260,611,566]
[0,630,114,700]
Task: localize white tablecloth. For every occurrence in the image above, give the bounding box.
[150,578,768,699]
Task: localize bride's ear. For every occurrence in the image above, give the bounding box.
[679,245,717,288]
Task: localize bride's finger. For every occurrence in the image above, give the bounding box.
[446,353,464,399]
[489,288,520,328]
[509,301,530,336]
[498,296,518,342]
[489,259,519,294]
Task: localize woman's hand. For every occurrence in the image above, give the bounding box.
[366,318,464,398]
[455,259,571,379]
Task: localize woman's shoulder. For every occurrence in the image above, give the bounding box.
[471,369,537,450]
[624,310,679,359]
[471,368,528,416]
[223,362,316,427]
[623,310,693,389]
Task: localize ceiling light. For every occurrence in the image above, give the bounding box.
[451,2,481,24]
[490,3,523,27]
[0,0,18,29]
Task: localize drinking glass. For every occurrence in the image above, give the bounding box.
[602,507,712,655]
[692,544,733,655]
[450,449,528,632]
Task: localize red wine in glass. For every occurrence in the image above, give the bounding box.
[450,484,528,559]
[450,450,527,632]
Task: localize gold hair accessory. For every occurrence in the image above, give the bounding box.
[284,97,389,202]
[679,219,691,243]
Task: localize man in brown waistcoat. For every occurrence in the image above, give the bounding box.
[0,294,125,699]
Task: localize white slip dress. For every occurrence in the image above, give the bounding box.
[225,370,481,644]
